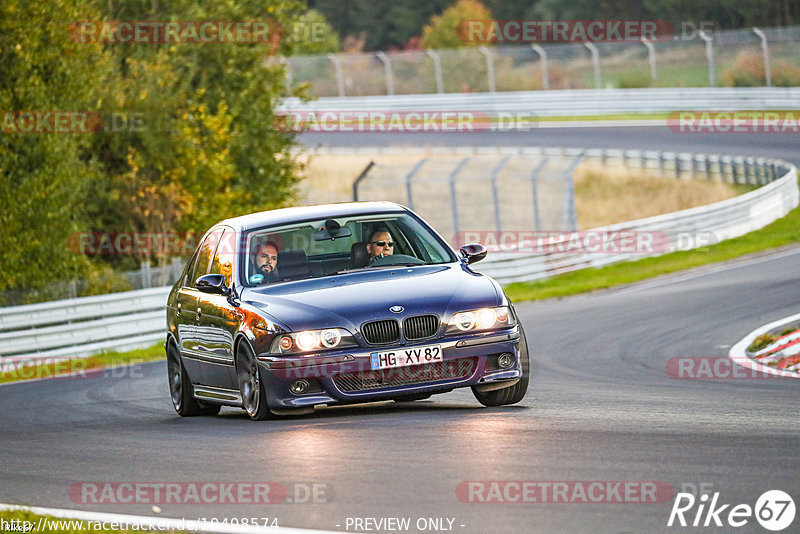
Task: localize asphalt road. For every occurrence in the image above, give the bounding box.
[300,126,800,165]
[2,126,800,533]
[2,246,800,533]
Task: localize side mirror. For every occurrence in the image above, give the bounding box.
[196,274,230,295]
[459,243,488,264]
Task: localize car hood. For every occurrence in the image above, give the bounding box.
[241,264,501,332]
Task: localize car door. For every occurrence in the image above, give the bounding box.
[194,227,239,390]
[175,249,200,366]
[179,228,223,385]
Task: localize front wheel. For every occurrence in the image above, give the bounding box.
[472,326,531,407]
[167,342,220,417]
[236,341,275,420]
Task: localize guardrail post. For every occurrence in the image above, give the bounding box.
[744,157,753,184]
[658,152,666,177]
[674,153,682,179]
[731,157,740,184]
[530,158,549,231]
[531,45,549,89]
[376,52,395,96]
[641,38,657,86]
[328,53,346,97]
[352,160,376,201]
[449,158,470,237]
[425,49,445,94]
[752,27,772,87]
[490,156,510,232]
[141,261,152,289]
[698,31,716,87]
[479,46,496,92]
[404,158,428,210]
[562,153,584,231]
[584,42,602,89]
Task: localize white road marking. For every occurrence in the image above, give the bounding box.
[729,312,800,379]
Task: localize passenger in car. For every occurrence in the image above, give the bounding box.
[252,240,280,283]
[366,229,394,264]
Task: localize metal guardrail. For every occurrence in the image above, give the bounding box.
[0,287,170,361]
[1,147,796,363]
[281,87,800,118]
[473,149,798,284]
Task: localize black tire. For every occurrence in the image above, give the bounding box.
[472,326,531,407]
[167,341,221,417]
[236,341,275,421]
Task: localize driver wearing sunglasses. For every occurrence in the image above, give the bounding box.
[366,229,395,264]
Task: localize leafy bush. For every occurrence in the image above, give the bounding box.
[747,333,779,353]
[617,70,652,89]
[722,50,800,87]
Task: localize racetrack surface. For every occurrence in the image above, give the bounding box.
[2,246,800,533]
[300,126,800,165]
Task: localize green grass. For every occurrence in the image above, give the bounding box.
[0,509,180,534]
[505,176,800,302]
[0,342,165,384]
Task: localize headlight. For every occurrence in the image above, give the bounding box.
[269,328,357,354]
[446,306,515,334]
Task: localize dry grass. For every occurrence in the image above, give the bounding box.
[574,163,740,229]
[299,152,741,229]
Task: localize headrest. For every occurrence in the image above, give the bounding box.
[277,249,310,279]
[350,242,370,268]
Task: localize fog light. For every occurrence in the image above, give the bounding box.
[289,379,310,394]
[497,353,515,369]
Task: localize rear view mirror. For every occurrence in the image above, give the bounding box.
[196,274,230,295]
[314,218,352,241]
[459,243,488,264]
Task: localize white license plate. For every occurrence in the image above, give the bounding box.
[370,344,443,370]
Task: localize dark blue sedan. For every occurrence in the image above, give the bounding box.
[166,202,529,420]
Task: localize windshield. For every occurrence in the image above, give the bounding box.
[241,212,457,286]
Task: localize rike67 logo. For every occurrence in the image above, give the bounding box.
[668,490,795,531]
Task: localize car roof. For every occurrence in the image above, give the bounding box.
[217,201,409,232]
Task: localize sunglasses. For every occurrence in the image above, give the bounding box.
[371,240,395,248]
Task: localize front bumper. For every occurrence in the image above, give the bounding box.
[256,327,522,410]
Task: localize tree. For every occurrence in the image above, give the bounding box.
[289,9,340,54]
[421,0,493,49]
[0,0,112,296]
[88,0,310,268]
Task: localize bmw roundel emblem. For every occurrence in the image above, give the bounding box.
[389,305,404,313]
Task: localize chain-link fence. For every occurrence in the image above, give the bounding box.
[353,152,581,247]
[350,146,786,250]
[287,25,800,97]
